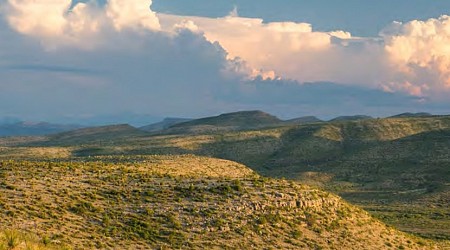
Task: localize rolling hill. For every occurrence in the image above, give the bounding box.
[0,155,445,249]
[2,112,450,241]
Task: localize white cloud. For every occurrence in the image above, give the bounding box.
[381,15,450,97]
[0,0,449,122]
[3,0,160,49]
[160,12,450,98]
[159,13,383,84]
[5,0,70,36]
[105,0,160,31]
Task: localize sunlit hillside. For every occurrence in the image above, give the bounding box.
[0,155,446,249]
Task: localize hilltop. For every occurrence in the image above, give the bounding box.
[389,112,433,118]
[162,110,282,134]
[0,155,445,249]
[329,115,373,122]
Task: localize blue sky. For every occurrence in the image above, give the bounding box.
[0,0,449,125]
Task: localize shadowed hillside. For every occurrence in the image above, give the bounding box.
[284,116,323,125]
[140,118,192,132]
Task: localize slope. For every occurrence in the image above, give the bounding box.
[284,116,323,125]
[41,115,450,239]
[5,114,450,239]
[0,156,445,249]
[139,118,192,132]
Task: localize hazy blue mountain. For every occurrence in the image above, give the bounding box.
[0,122,83,137]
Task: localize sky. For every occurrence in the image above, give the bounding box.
[1,0,450,125]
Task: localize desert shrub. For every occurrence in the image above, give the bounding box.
[3,230,19,249]
[69,201,98,215]
[304,212,318,227]
[291,230,303,239]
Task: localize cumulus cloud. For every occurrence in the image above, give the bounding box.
[0,0,236,120]
[0,0,449,122]
[3,0,160,49]
[105,0,160,31]
[6,0,450,99]
[5,0,70,36]
[159,14,345,81]
[159,13,382,83]
[160,12,450,98]
[382,15,450,97]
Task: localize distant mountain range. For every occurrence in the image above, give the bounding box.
[0,121,82,137]
[0,111,440,137]
[141,111,323,135]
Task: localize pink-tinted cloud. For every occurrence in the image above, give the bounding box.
[382,15,450,97]
[3,0,160,49]
[3,0,450,101]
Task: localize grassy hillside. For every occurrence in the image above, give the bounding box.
[0,156,446,249]
[2,115,449,241]
[0,230,61,250]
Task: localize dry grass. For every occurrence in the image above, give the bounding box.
[0,155,447,249]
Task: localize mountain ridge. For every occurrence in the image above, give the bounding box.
[161,110,282,134]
